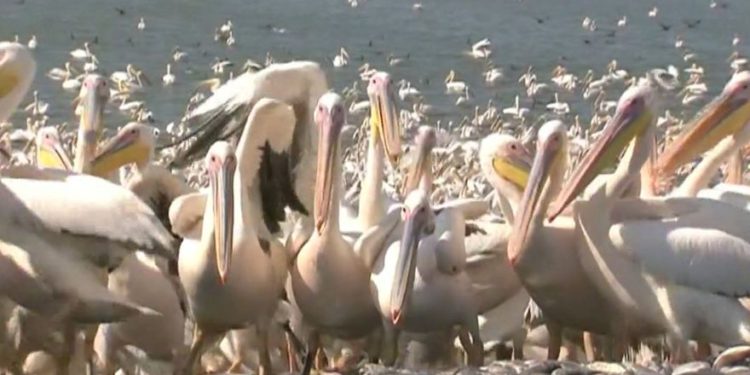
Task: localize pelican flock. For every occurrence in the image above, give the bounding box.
[4,3,750,374]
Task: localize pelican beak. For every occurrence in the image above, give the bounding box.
[210,155,236,285]
[492,148,532,190]
[314,104,344,234]
[90,130,148,176]
[79,81,107,153]
[401,137,433,196]
[507,135,561,266]
[391,204,429,325]
[38,138,73,171]
[547,101,653,221]
[657,89,750,176]
[0,66,19,99]
[369,76,401,166]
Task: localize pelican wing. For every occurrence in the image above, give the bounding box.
[169,61,328,171]
[127,166,195,234]
[611,197,750,297]
[0,232,154,323]
[169,191,206,240]
[354,206,402,270]
[0,166,175,260]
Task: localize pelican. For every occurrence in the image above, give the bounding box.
[35,126,72,170]
[73,74,109,175]
[548,84,750,358]
[343,71,401,232]
[168,62,326,237]
[360,127,483,366]
[287,92,380,374]
[0,41,179,374]
[398,79,421,102]
[502,95,529,119]
[70,42,92,60]
[546,93,569,114]
[484,68,503,86]
[173,98,295,374]
[163,64,175,86]
[657,71,750,198]
[468,38,491,59]
[445,70,467,95]
[333,48,349,68]
[503,119,624,361]
[137,17,146,31]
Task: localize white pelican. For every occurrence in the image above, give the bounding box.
[70,42,92,60]
[24,90,49,117]
[361,127,483,366]
[546,93,569,114]
[505,119,625,361]
[333,47,349,68]
[502,95,529,119]
[137,17,146,31]
[445,70,467,95]
[172,99,295,374]
[47,62,76,81]
[549,84,750,358]
[74,75,109,174]
[163,63,175,86]
[35,126,72,171]
[468,38,492,59]
[648,6,658,17]
[484,67,503,86]
[287,93,380,374]
[617,16,627,27]
[349,72,401,232]
[398,79,421,102]
[0,43,35,123]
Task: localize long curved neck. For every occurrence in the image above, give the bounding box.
[604,126,654,205]
[320,151,342,234]
[358,129,385,229]
[74,120,97,174]
[418,154,433,193]
[675,135,746,197]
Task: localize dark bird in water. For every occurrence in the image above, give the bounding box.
[115,7,126,15]
[658,22,671,31]
[683,19,702,29]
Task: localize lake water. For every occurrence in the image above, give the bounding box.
[1,0,747,132]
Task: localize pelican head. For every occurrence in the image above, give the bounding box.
[548,85,655,221]
[0,42,36,123]
[314,92,346,234]
[78,74,110,140]
[479,133,532,199]
[391,189,435,325]
[35,127,72,170]
[656,71,750,176]
[90,122,155,175]
[206,141,237,284]
[401,126,436,196]
[508,120,568,265]
[367,71,401,165]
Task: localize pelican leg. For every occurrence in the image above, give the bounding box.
[380,322,400,366]
[282,323,304,372]
[180,324,222,375]
[458,320,483,367]
[583,331,596,361]
[300,331,320,375]
[511,331,526,360]
[54,324,77,375]
[82,324,98,375]
[256,324,274,375]
[546,322,562,360]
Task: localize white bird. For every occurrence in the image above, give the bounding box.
[398,80,421,102]
[137,17,146,31]
[445,70,467,95]
[648,6,658,17]
[162,64,175,86]
[469,38,492,59]
[333,47,349,68]
[503,95,529,119]
[617,16,627,27]
[27,35,37,50]
[546,93,569,114]
[70,42,92,60]
[484,68,503,86]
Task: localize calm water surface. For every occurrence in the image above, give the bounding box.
[1,0,747,131]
